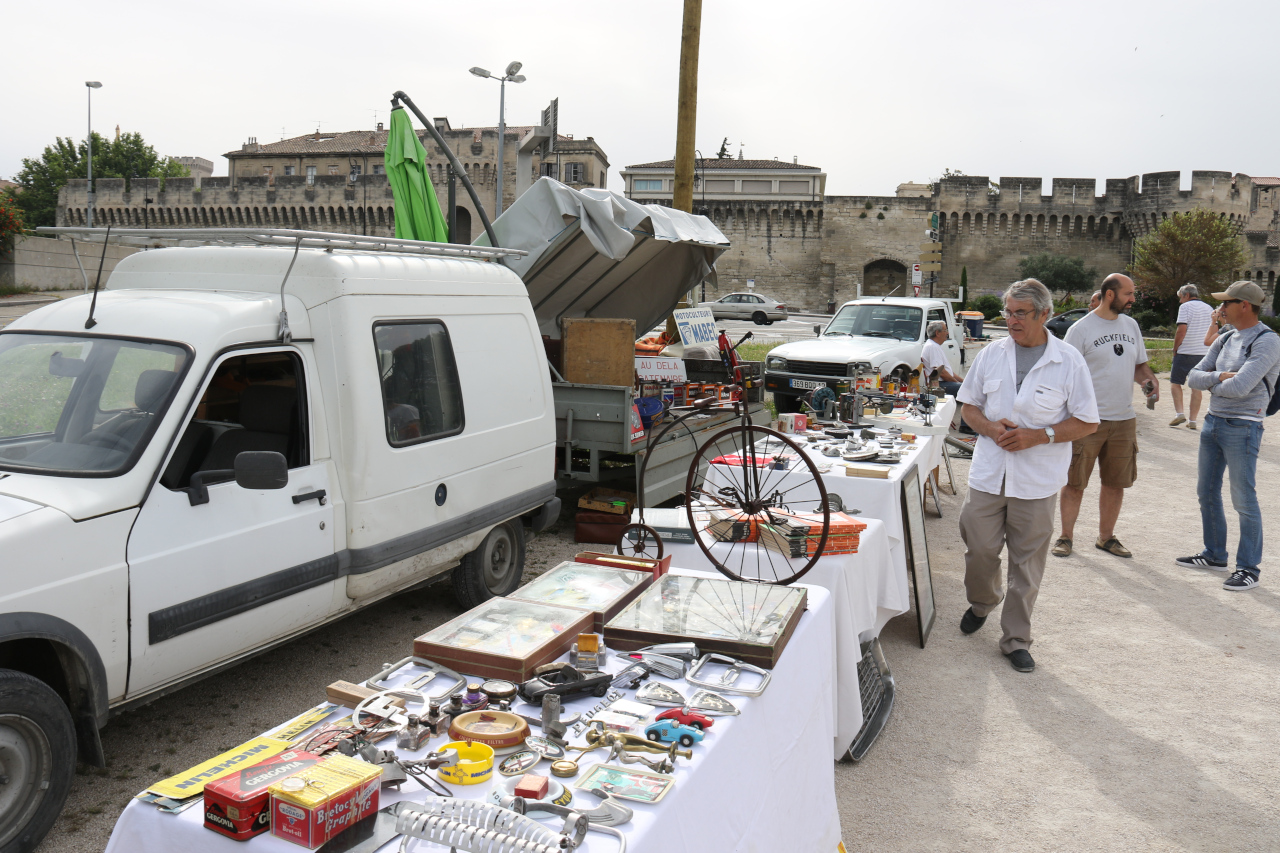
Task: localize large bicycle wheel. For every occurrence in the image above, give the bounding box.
[685,424,830,584]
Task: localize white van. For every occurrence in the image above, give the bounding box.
[0,231,558,849]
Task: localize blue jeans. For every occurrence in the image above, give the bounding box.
[1197,413,1265,574]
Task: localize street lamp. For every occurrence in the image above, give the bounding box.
[86,81,102,227]
[469,62,526,217]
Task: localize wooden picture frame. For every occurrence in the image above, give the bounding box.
[900,464,936,648]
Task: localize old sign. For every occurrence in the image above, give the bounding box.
[635,357,688,382]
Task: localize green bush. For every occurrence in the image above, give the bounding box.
[858,212,867,219]
[864,200,874,210]
[1260,315,1280,333]
[876,212,885,220]
[1133,310,1165,332]
[970,294,1003,319]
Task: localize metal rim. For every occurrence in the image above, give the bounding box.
[616,523,664,560]
[481,524,517,594]
[685,424,829,585]
[0,714,54,847]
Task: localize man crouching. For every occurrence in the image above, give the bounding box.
[956,279,1100,672]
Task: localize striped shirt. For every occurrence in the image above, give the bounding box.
[1176,299,1214,356]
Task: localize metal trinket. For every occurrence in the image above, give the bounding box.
[396,713,432,751]
[685,653,772,697]
[365,655,466,702]
[498,750,542,777]
[634,681,686,707]
[687,689,741,716]
[524,735,567,760]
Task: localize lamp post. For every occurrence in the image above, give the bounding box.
[469,62,526,217]
[85,81,102,227]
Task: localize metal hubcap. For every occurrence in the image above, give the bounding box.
[482,526,515,593]
[0,715,53,846]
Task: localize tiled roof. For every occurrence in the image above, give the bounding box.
[626,159,821,171]
[225,127,573,158]
[1250,176,1280,186]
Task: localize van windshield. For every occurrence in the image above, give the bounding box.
[825,304,923,342]
[0,333,189,477]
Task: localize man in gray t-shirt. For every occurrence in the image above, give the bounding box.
[1055,274,1160,559]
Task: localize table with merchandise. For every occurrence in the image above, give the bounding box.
[104,560,842,853]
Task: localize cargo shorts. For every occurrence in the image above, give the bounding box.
[1068,418,1137,489]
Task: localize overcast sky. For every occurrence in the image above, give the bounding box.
[5,0,1277,198]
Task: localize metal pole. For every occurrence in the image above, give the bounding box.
[448,165,457,243]
[672,0,702,214]
[86,88,94,227]
[496,78,506,217]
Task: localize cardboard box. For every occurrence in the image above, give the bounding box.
[269,754,381,849]
[561,317,636,386]
[204,749,324,841]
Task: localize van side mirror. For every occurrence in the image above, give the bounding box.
[186,451,288,506]
[233,451,289,490]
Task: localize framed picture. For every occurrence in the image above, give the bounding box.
[575,763,676,804]
[899,464,935,648]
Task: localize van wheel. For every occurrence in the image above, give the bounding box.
[752,312,767,325]
[452,520,525,608]
[0,670,75,853]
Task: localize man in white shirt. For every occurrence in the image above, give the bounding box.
[921,321,969,432]
[1169,284,1214,429]
[957,279,1099,672]
[1055,274,1159,559]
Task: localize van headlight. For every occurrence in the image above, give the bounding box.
[847,361,871,377]
[766,355,788,371]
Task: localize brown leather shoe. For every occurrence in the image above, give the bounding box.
[1096,537,1132,558]
[1051,537,1072,557]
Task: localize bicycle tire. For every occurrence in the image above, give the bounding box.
[616,523,665,561]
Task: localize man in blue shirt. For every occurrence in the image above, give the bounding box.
[1178,281,1280,591]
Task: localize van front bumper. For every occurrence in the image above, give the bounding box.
[763,372,853,397]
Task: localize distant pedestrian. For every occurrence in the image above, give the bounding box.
[956,278,1099,672]
[1089,291,1102,311]
[1169,284,1214,430]
[1177,281,1280,591]
[1054,274,1158,559]
[921,320,971,432]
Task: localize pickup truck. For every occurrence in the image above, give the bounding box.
[0,229,560,850]
[763,297,964,413]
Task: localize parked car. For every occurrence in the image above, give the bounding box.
[518,663,613,704]
[1047,307,1089,338]
[699,292,788,325]
[644,719,705,747]
[0,234,561,849]
[763,297,965,413]
[656,707,714,731]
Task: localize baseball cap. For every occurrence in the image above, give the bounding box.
[1211,280,1266,307]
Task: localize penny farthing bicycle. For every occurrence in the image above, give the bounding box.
[617,330,831,585]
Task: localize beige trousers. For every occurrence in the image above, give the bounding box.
[958,482,1057,654]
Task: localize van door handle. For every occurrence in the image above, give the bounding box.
[293,489,327,506]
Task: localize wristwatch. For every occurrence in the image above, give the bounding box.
[1045,426,1056,444]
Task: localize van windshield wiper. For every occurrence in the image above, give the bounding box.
[861,331,895,338]
[823,331,851,337]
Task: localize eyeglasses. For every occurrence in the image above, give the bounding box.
[1220,299,1242,306]
[1001,309,1040,320]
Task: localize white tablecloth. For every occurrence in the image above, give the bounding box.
[663,519,903,760]
[104,581,842,853]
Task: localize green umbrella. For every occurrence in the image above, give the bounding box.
[385,107,449,242]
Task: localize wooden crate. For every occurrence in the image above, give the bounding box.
[561,318,636,387]
[577,486,636,515]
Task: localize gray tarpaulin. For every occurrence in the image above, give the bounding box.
[474,177,730,338]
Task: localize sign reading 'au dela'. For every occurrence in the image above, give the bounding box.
[635,357,688,382]
[672,307,718,348]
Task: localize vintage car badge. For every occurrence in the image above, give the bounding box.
[635,682,685,707]
[524,736,566,759]
[498,750,542,776]
[687,689,741,716]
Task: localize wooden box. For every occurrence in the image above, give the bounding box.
[413,598,594,682]
[603,574,807,669]
[561,318,637,386]
[508,561,654,634]
[574,551,672,581]
[577,487,636,516]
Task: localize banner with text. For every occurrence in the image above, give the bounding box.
[672,307,718,348]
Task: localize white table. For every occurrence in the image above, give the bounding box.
[104,581,843,853]
[663,519,903,760]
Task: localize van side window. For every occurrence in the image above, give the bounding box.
[373,322,465,446]
[927,308,947,326]
[161,350,307,490]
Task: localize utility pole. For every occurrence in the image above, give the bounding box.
[671,0,702,214]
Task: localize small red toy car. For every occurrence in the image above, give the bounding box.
[656,707,714,731]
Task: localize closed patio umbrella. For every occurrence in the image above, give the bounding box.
[385,106,448,242]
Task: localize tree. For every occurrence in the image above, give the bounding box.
[716,137,731,159]
[0,193,24,260]
[1017,252,1097,298]
[1129,207,1245,310]
[8,132,188,228]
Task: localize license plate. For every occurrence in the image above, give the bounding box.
[790,379,826,390]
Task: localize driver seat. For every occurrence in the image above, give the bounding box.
[196,385,297,474]
[84,369,177,452]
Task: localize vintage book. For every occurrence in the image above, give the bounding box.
[508,561,652,633]
[604,574,807,669]
[414,598,594,682]
[627,507,694,544]
[844,464,891,479]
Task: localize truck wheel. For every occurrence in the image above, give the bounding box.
[751,312,767,325]
[0,670,75,853]
[773,394,800,414]
[452,519,526,608]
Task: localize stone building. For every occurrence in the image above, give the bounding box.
[57,117,609,244]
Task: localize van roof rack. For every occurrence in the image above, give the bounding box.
[35,227,526,261]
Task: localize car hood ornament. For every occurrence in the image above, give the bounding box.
[687,689,740,716]
[635,682,685,707]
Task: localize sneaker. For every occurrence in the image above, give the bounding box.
[1051,537,1073,557]
[1004,649,1035,672]
[960,608,987,635]
[1176,554,1229,572]
[1223,570,1259,592]
[1095,537,1132,558]
[1169,414,1187,426]
[1187,421,1198,430]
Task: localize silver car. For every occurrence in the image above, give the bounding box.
[700,292,788,325]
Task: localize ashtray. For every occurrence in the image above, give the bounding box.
[488,775,574,807]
